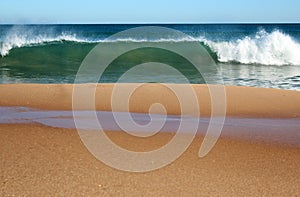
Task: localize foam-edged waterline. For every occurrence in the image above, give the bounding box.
[1,106,300,147]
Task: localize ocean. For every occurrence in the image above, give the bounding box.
[0,24,300,90]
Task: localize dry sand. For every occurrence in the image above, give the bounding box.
[1,124,299,196]
[1,84,300,196]
[0,83,300,117]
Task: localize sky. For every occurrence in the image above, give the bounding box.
[0,0,299,24]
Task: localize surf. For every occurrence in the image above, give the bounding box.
[1,25,300,66]
[204,29,300,66]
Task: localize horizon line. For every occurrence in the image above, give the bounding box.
[1,22,300,25]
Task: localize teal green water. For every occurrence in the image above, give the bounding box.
[0,24,300,90]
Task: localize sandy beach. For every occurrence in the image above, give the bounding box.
[1,1,300,195]
[1,84,300,196]
[1,83,300,117]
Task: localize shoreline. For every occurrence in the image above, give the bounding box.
[1,106,299,148]
[1,84,300,195]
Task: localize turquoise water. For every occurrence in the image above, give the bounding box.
[0,24,300,90]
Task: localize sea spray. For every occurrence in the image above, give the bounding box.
[0,25,94,56]
[204,30,300,65]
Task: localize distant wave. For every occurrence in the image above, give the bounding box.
[1,27,300,66]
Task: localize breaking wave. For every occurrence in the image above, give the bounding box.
[1,26,300,66]
[204,30,300,66]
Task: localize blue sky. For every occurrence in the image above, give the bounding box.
[0,0,299,23]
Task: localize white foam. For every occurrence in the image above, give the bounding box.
[0,27,94,56]
[204,30,300,66]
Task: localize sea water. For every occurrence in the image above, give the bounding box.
[0,24,300,90]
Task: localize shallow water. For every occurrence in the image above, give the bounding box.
[1,107,299,147]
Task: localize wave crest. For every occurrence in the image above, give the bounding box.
[204,30,300,66]
[0,26,95,57]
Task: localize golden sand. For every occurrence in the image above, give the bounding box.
[1,84,300,195]
[0,83,300,117]
[1,124,299,196]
